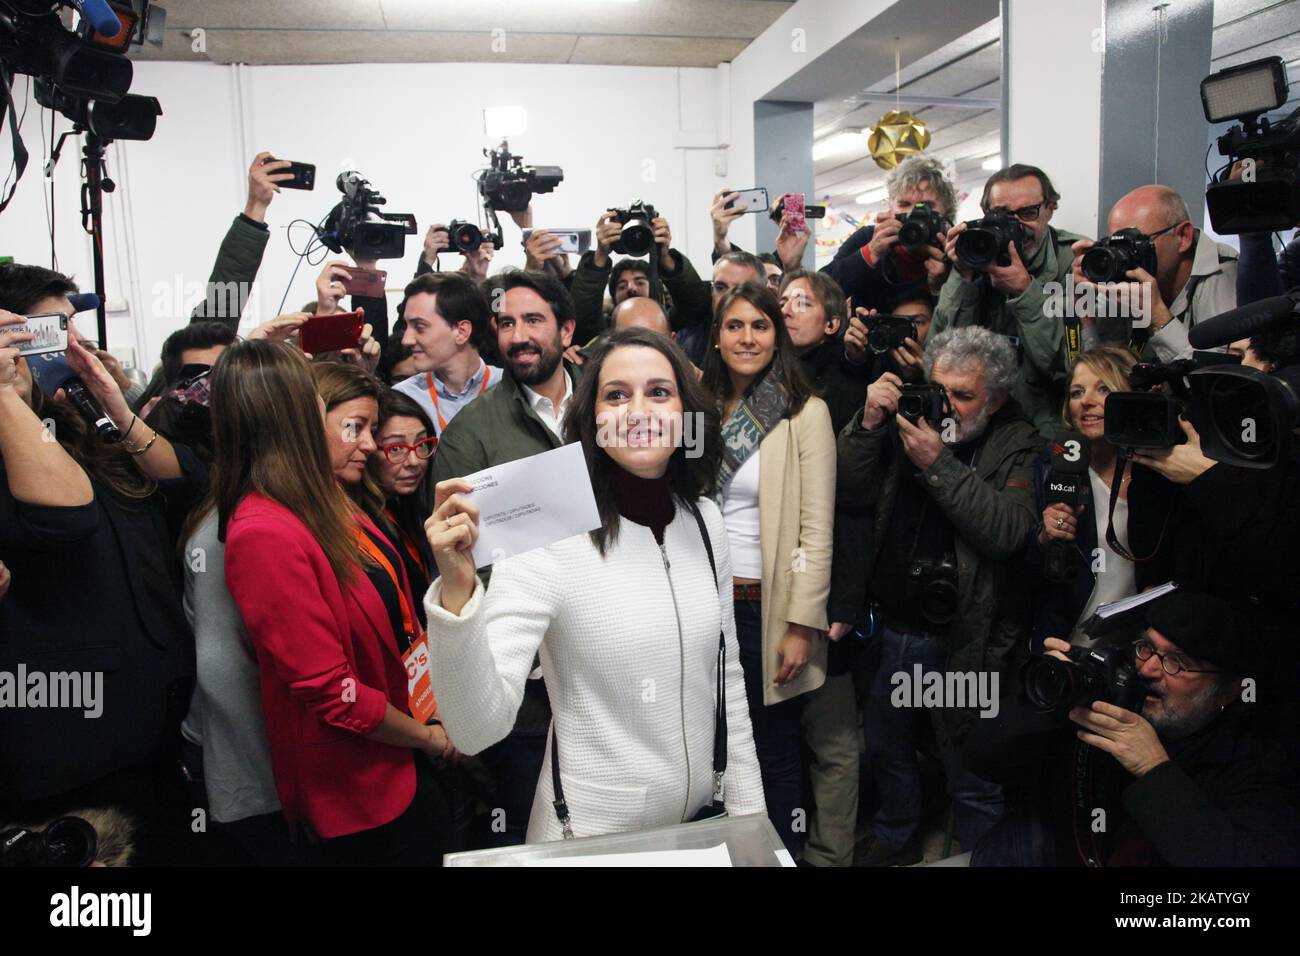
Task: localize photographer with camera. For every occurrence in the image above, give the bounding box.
[822,155,957,313]
[0,264,208,865]
[1025,347,1185,650]
[964,591,1300,866]
[1072,186,1238,362]
[843,292,935,386]
[830,325,1041,865]
[417,223,497,284]
[569,205,712,348]
[933,164,1087,439]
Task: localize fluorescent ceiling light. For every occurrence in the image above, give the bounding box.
[483,106,528,138]
[980,154,1002,171]
[854,188,888,205]
[813,131,862,161]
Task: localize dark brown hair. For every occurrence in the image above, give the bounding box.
[700,281,815,418]
[398,271,491,353]
[368,387,436,555]
[311,361,385,523]
[207,340,362,584]
[778,268,847,329]
[981,163,1060,212]
[562,328,721,556]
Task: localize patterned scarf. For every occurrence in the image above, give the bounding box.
[715,356,791,496]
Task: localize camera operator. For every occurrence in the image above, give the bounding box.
[570,208,712,348]
[843,292,935,384]
[1025,347,1185,649]
[964,592,1300,866]
[1072,185,1238,363]
[829,325,1041,865]
[933,164,1088,439]
[0,264,207,865]
[823,155,957,312]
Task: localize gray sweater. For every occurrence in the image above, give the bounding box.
[180,510,281,824]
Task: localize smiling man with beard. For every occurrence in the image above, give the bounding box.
[429,268,580,848]
[964,592,1300,867]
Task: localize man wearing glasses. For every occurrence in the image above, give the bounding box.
[963,591,1300,866]
[933,164,1087,439]
[1073,185,1239,363]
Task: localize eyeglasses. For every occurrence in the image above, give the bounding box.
[1144,221,1186,241]
[379,437,436,464]
[987,202,1046,224]
[1133,638,1220,677]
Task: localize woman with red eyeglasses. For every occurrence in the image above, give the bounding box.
[370,389,438,613]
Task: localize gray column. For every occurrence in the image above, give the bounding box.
[753,100,814,268]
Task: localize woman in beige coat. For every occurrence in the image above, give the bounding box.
[701,281,836,854]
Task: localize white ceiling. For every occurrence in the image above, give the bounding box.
[813,0,1300,218]
[128,0,795,68]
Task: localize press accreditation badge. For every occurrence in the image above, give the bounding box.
[403,633,436,724]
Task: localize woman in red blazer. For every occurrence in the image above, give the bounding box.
[213,342,452,865]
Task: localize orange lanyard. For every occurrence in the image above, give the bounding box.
[355,527,418,646]
[384,506,429,579]
[425,366,492,432]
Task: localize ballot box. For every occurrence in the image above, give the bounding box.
[444,812,794,867]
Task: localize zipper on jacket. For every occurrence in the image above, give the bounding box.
[659,542,692,822]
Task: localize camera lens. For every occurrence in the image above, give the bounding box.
[1082,245,1126,283]
[449,222,483,253]
[620,220,654,257]
[898,218,929,250]
[957,228,999,270]
[1024,656,1077,712]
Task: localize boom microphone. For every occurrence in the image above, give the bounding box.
[1187,293,1298,350]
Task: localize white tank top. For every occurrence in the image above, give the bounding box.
[721,449,762,580]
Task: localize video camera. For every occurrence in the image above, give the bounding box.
[318,171,417,261]
[0,1,163,142]
[610,200,659,257]
[1202,55,1300,234]
[955,210,1027,271]
[1081,227,1158,284]
[478,140,563,214]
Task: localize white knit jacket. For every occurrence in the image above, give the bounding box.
[425,497,766,843]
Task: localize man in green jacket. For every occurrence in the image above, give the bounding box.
[933,164,1089,438]
[830,325,1042,866]
[430,268,581,847]
[568,209,712,347]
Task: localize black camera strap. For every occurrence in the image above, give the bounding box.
[1104,450,1171,563]
[0,68,29,214]
[550,499,727,838]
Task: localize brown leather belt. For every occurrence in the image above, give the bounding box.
[733,582,762,603]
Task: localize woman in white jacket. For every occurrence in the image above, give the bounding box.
[424,328,765,843]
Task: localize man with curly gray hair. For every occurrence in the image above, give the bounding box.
[828,322,1042,866]
[823,154,958,318]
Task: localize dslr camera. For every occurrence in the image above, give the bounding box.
[478,140,563,213]
[610,200,659,257]
[866,313,918,354]
[905,554,960,625]
[1201,56,1300,234]
[1081,227,1158,284]
[1,815,98,867]
[897,383,951,428]
[896,202,947,252]
[319,171,417,261]
[443,219,502,255]
[1022,642,1144,714]
[955,211,1027,271]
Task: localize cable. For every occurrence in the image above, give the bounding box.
[275,214,332,316]
[0,74,31,205]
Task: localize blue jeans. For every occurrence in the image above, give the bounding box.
[864,625,1004,850]
[735,598,807,854]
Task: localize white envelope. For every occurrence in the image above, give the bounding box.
[465,442,601,568]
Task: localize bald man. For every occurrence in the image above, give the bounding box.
[610,294,673,338]
[1074,185,1238,361]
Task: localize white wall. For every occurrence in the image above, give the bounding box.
[3,60,724,369]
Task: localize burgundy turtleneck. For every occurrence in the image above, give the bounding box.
[609,464,674,544]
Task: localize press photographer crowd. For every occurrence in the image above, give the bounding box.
[2,1,1300,871]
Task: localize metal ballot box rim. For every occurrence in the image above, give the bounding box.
[444,812,792,867]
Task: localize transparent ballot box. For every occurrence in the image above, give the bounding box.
[444,813,794,867]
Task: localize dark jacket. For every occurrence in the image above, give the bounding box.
[0,444,206,802]
[820,224,929,312]
[1024,450,1182,649]
[830,400,1043,741]
[964,697,1300,866]
[798,338,866,436]
[569,249,712,346]
[189,213,271,329]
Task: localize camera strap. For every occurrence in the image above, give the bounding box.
[550,499,728,838]
[1104,451,1170,563]
[0,68,29,214]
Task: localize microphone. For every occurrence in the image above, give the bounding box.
[1044,430,1091,583]
[25,354,123,443]
[1187,294,1298,350]
[69,0,124,39]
